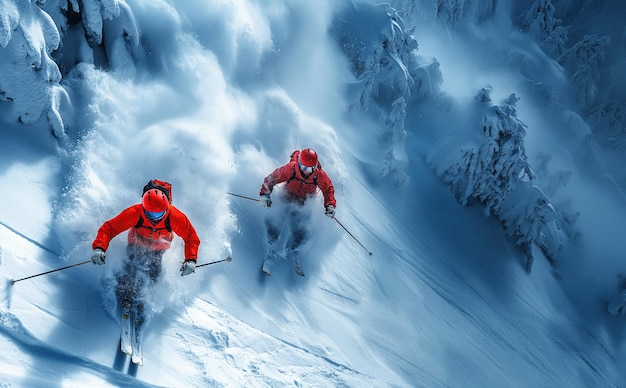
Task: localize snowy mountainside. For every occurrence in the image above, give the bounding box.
[2,149,621,386]
[2,0,626,387]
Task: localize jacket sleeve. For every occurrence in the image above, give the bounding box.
[317,171,336,208]
[92,205,142,251]
[169,206,201,260]
[259,163,294,196]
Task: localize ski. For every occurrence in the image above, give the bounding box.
[261,248,304,276]
[262,247,276,276]
[119,303,144,365]
[262,259,272,276]
[131,337,143,365]
[292,257,305,277]
[131,308,144,366]
[120,305,132,355]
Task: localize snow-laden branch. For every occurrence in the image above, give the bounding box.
[0,0,68,142]
[0,0,142,144]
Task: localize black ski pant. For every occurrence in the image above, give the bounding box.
[265,205,309,255]
[116,244,165,321]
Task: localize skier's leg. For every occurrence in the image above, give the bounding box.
[116,267,137,312]
[286,209,307,276]
[134,301,145,328]
[116,278,134,316]
[147,250,165,284]
[286,207,308,252]
[117,245,141,355]
[116,244,143,309]
[130,248,163,325]
[116,245,154,318]
[262,218,281,275]
[290,225,307,251]
[265,218,280,245]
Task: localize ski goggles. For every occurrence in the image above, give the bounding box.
[145,210,166,221]
[298,161,316,175]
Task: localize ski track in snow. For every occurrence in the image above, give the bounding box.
[318,287,359,305]
[0,221,60,257]
[369,206,620,386]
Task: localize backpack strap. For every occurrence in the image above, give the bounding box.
[135,213,172,232]
[286,167,297,184]
[164,215,171,232]
[286,165,318,186]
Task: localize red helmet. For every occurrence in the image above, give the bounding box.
[299,148,318,168]
[142,189,169,212]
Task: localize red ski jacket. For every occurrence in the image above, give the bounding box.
[92,204,200,260]
[259,151,336,208]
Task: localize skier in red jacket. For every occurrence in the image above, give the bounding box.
[259,148,336,276]
[90,181,200,350]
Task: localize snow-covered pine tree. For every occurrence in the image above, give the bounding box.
[558,33,611,112]
[433,87,567,271]
[521,0,568,58]
[435,0,499,25]
[381,97,410,185]
[587,101,626,150]
[439,90,534,217]
[520,1,626,196]
[332,3,441,186]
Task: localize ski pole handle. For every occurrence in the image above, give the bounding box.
[227,192,260,202]
[10,260,92,285]
[196,256,233,268]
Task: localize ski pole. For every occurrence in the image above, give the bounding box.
[10,260,92,285]
[333,217,373,256]
[196,256,233,268]
[227,192,260,202]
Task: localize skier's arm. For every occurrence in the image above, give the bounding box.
[92,205,142,251]
[317,171,336,208]
[169,207,200,260]
[259,163,293,196]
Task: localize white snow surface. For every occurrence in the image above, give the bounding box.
[1,0,626,387]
